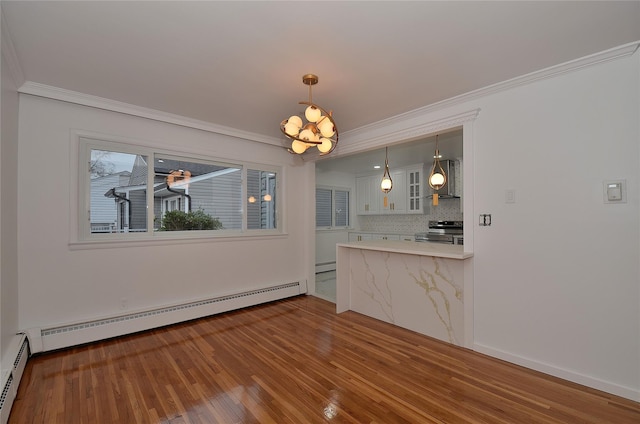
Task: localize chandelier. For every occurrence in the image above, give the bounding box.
[280,74,338,155]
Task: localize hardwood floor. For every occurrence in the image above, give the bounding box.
[9,295,640,423]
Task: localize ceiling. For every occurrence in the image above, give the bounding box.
[3,1,640,167]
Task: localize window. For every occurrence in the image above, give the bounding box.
[79,137,280,241]
[334,189,349,227]
[89,150,147,234]
[246,169,277,230]
[316,186,350,229]
[154,154,242,231]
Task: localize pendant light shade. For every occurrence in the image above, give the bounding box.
[381,147,393,193]
[430,172,445,187]
[428,135,447,205]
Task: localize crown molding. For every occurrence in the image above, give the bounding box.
[1,8,26,87]
[441,40,640,106]
[335,109,480,158]
[17,81,283,147]
[338,40,640,155]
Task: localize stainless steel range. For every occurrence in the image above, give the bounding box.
[415,220,463,244]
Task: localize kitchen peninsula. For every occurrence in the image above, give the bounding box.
[336,240,473,347]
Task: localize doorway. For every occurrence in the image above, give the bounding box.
[313,128,465,304]
[315,270,336,302]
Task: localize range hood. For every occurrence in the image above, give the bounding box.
[428,160,459,199]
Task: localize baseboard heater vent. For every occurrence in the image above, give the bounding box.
[12,341,27,372]
[0,336,29,424]
[33,281,304,353]
[0,375,13,420]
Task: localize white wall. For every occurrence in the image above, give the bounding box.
[0,8,21,376]
[470,51,639,399]
[17,95,313,331]
[340,47,640,400]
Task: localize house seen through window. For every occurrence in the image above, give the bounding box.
[84,139,279,239]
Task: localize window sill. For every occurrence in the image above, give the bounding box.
[69,231,287,250]
[315,227,353,232]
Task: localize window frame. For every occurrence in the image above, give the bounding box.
[76,135,283,245]
[315,185,351,230]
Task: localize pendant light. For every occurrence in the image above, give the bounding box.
[428,135,447,206]
[380,147,393,193]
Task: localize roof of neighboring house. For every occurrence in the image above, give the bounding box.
[91,170,131,181]
[104,156,240,197]
[154,158,229,177]
[128,155,148,185]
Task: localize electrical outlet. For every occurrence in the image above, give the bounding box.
[479,214,492,226]
[120,297,128,310]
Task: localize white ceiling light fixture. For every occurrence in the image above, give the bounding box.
[281,74,338,155]
[428,135,447,206]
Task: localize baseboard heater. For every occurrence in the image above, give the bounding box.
[0,335,29,424]
[315,261,336,273]
[27,281,305,354]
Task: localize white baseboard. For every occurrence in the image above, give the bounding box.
[473,343,640,402]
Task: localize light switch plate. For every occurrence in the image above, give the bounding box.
[505,189,515,204]
[603,179,626,204]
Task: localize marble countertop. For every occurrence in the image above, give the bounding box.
[337,240,473,259]
[348,230,414,235]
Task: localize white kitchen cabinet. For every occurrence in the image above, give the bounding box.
[406,165,425,214]
[357,165,423,215]
[350,232,404,241]
[372,234,401,241]
[349,232,373,242]
[356,175,380,215]
[380,170,407,214]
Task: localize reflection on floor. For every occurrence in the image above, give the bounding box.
[315,270,336,303]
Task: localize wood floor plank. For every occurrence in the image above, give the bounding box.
[8,295,640,423]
